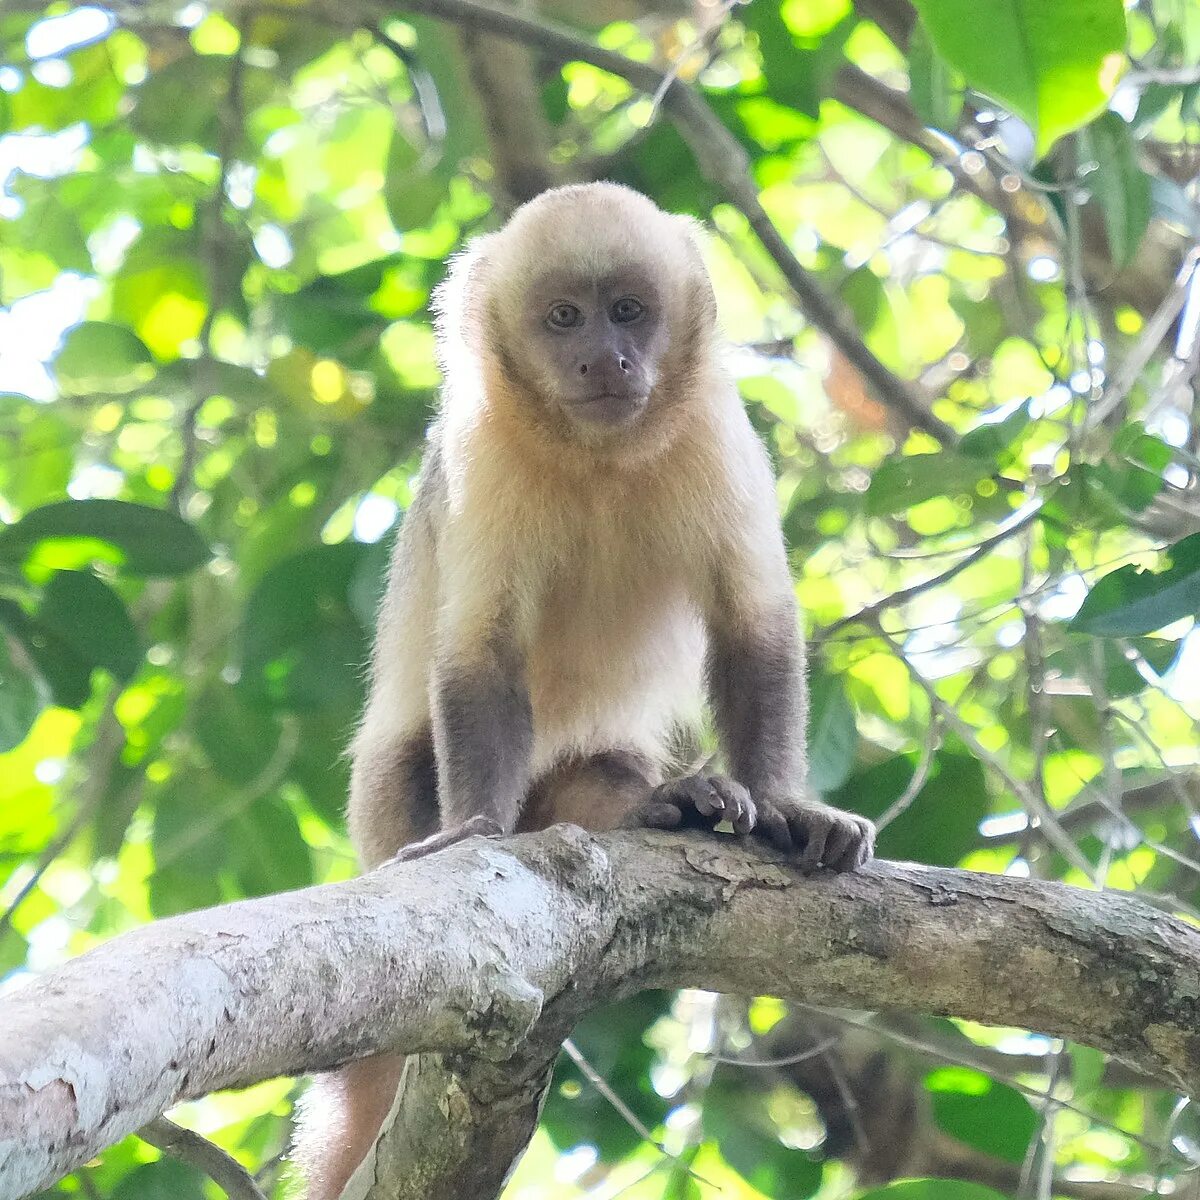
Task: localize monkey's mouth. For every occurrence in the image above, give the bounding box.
[567,391,649,426]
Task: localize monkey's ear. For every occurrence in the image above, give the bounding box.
[674,216,718,328]
[432,234,496,356]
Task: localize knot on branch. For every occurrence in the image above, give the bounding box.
[470,964,544,1063]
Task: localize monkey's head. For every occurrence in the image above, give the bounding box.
[439,183,718,437]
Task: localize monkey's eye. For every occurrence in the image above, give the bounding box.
[610,297,645,324]
[547,303,582,329]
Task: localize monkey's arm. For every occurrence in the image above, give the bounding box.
[705,446,874,872]
[432,627,532,831]
[391,517,535,860]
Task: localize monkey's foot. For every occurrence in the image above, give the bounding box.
[754,800,874,873]
[622,774,755,836]
[387,815,504,863]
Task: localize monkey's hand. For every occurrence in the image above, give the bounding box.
[622,774,756,836]
[754,800,874,873]
[386,814,504,864]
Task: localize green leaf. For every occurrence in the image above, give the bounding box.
[129,54,272,150]
[910,0,1127,157]
[149,777,228,916]
[231,794,312,897]
[112,1159,207,1200]
[1084,113,1151,268]
[958,401,1033,464]
[39,571,141,683]
[926,1067,1037,1163]
[908,18,964,133]
[856,1183,1006,1200]
[1047,635,1179,699]
[704,1078,822,1199]
[831,752,987,867]
[742,3,816,117]
[385,130,445,232]
[54,322,155,394]
[0,631,40,753]
[0,500,211,576]
[1071,533,1200,636]
[866,453,991,516]
[807,671,857,792]
[195,683,282,784]
[0,598,93,709]
[239,542,370,712]
[1069,1043,1107,1095]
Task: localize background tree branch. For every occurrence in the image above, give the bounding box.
[3,827,1198,1200]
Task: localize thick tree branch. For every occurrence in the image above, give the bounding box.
[2,827,1199,1200]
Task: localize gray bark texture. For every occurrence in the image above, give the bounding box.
[2,826,1198,1200]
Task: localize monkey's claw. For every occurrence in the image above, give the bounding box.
[622,774,756,836]
[755,800,874,873]
[387,814,504,863]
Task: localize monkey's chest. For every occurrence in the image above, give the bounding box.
[524,543,706,760]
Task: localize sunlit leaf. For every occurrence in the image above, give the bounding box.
[911,0,1126,156]
[866,454,991,515]
[54,322,154,394]
[0,500,211,576]
[925,1067,1037,1163]
[1084,113,1152,268]
[1071,533,1200,636]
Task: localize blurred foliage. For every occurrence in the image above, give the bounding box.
[4,0,1200,1197]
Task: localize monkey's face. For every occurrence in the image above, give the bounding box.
[517,269,667,429]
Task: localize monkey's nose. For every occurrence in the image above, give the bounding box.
[578,352,635,392]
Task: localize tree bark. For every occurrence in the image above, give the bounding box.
[2,827,1198,1200]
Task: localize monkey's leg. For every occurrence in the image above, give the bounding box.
[348,727,440,866]
[521,749,661,831]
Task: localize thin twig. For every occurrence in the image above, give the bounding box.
[139,1118,268,1200]
[170,9,250,514]
[877,719,941,830]
[560,1038,718,1189]
[875,621,1098,878]
[803,1007,1162,1155]
[820,500,1042,641]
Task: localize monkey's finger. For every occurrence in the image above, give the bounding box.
[710,777,755,834]
[688,776,723,819]
[622,801,684,830]
[823,821,858,872]
[756,806,792,851]
[793,812,832,873]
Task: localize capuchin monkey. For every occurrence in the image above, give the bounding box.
[296,182,874,1199]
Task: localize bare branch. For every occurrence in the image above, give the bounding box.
[138,1118,268,1200]
[3,828,1199,1200]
